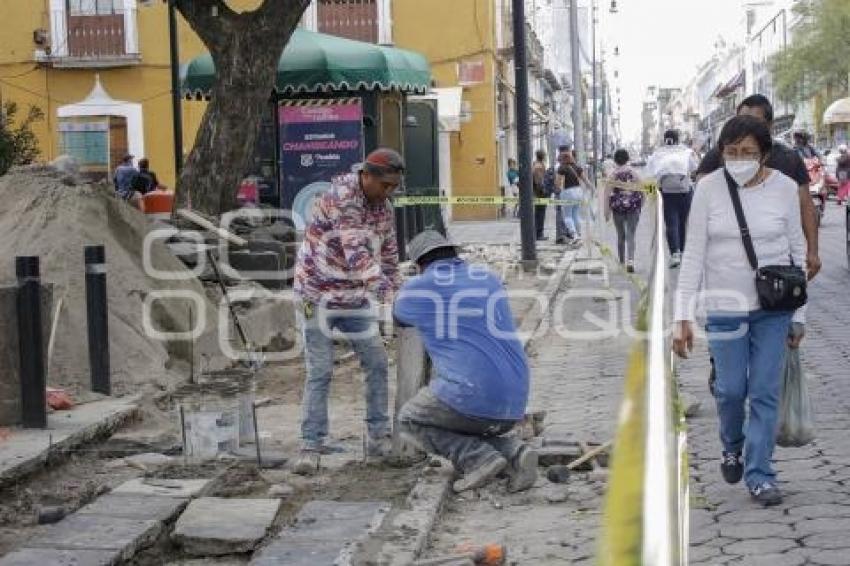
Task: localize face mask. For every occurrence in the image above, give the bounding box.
[725,159,760,186]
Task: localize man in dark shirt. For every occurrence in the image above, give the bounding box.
[695,94,820,280]
[532,150,548,240]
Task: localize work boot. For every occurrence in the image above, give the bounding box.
[366,435,393,459]
[453,456,508,493]
[292,449,320,476]
[507,445,539,493]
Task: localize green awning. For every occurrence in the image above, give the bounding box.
[182,28,431,98]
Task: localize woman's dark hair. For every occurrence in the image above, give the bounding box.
[737,94,774,123]
[416,246,458,270]
[717,115,773,156]
[613,149,629,166]
[663,129,679,145]
[535,150,546,162]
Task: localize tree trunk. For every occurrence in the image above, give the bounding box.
[174,0,310,216]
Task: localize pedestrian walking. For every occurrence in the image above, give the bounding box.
[604,149,643,272]
[557,151,591,243]
[131,158,160,195]
[673,116,807,507]
[647,129,699,268]
[506,158,520,218]
[533,150,548,240]
[292,148,405,475]
[113,154,140,204]
[395,231,537,494]
[547,146,574,244]
[835,145,850,205]
[696,94,819,279]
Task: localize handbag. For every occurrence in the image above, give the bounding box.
[723,170,808,312]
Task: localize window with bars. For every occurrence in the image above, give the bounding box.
[317,0,378,43]
[67,0,124,16]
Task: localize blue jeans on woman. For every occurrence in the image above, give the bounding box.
[299,304,390,450]
[706,310,793,489]
[560,186,584,238]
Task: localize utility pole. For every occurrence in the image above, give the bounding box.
[569,0,585,164]
[591,0,598,180]
[513,0,538,269]
[168,0,184,178]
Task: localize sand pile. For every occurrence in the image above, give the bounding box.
[0,165,221,399]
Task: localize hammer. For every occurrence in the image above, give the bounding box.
[412,543,506,566]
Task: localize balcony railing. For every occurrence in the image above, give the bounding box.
[40,8,140,67]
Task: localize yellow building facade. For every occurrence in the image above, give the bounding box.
[0,0,252,188]
[392,0,501,221]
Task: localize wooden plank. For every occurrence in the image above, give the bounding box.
[391,326,429,461]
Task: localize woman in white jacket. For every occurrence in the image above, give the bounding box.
[673,115,806,507]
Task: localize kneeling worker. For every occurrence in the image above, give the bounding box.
[394,231,538,493]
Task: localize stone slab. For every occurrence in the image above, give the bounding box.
[0,396,140,489]
[251,500,389,566]
[26,514,161,561]
[172,497,282,556]
[77,494,188,522]
[0,548,120,566]
[111,477,211,499]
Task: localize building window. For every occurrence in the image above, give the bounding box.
[66,0,128,58]
[317,0,378,43]
[67,0,123,16]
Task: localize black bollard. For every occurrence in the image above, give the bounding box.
[16,256,47,428]
[85,245,110,395]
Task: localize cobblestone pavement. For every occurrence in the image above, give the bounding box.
[424,209,645,564]
[678,203,850,565]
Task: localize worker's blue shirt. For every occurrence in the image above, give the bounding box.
[393,258,529,421]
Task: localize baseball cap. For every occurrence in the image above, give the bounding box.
[364,148,405,176]
[407,230,457,264]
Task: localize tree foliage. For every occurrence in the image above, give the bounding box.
[174,0,310,215]
[771,0,850,104]
[0,102,43,176]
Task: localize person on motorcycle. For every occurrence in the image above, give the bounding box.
[793,131,821,160]
[836,144,850,205]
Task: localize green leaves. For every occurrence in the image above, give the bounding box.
[0,102,43,177]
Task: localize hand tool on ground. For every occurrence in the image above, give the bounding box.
[252,397,273,467]
[547,439,613,483]
[411,543,506,566]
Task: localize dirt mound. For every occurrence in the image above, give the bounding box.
[0,165,220,398]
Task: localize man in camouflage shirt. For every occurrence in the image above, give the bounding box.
[293,148,405,475]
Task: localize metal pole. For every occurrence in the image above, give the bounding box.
[168,0,184,178]
[85,245,111,396]
[16,256,47,429]
[513,0,538,268]
[591,0,598,181]
[569,0,586,163]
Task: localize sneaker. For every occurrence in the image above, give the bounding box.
[366,435,393,458]
[750,482,783,507]
[292,450,320,476]
[669,252,682,269]
[507,446,538,493]
[452,456,508,493]
[720,451,743,484]
[626,260,635,274]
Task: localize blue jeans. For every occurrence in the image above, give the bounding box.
[299,305,389,450]
[561,187,584,238]
[706,310,793,488]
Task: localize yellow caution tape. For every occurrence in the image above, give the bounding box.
[394,196,585,206]
[604,179,658,193]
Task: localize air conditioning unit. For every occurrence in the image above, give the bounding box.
[33,28,49,47]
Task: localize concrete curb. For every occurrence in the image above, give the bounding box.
[0,396,140,489]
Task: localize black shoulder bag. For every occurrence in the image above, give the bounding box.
[723,170,807,312]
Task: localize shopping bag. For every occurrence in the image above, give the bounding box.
[776,346,816,447]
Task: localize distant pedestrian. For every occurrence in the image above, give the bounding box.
[835,145,850,205]
[604,149,643,272]
[113,154,139,203]
[506,158,520,217]
[532,150,548,240]
[544,146,573,244]
[131,158,160,195]
[292,148,405,476]
[395,231,536,494]
[673,115,807,507]
[647,129,699,268]
[557,151,590,243]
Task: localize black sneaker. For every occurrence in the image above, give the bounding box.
[720,451,743,484]
[750,482,783,507]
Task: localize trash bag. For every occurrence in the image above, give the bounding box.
[776,346,815,447]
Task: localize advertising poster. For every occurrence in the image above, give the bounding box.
[279,100,364,212]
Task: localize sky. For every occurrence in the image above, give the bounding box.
[599,0,750,143]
